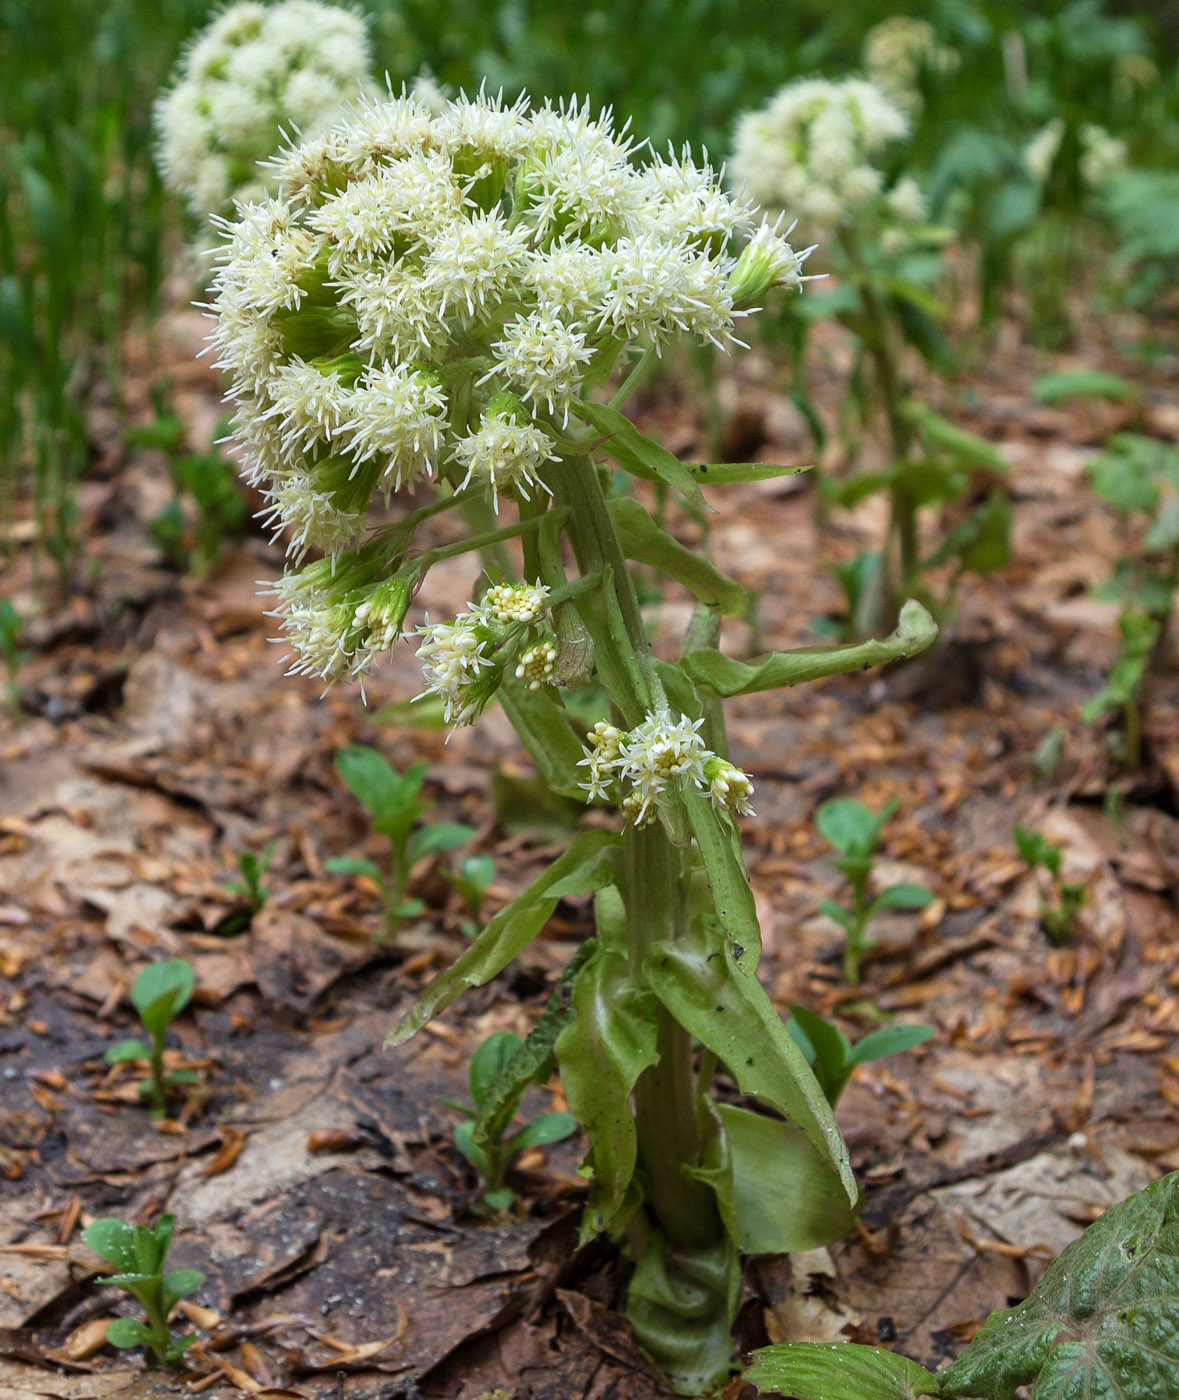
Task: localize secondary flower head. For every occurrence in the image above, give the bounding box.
[155,0,375,220]
[212,89,806,565]
[579,711,755,825]
[864,17,959,115]
[730,78,919,241]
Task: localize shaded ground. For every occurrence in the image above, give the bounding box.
[2,295,1179,1399]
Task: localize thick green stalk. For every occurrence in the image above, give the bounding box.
[553,454,721,1253]
[624,822,723,1251]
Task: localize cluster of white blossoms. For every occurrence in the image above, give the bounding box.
[415,583,553,726]
[155,0,375,220]
[579,714,755,826]
[730,78,922,241]
[210,90,810,684]
[1023,119,1128,191]
[863,17,959,115]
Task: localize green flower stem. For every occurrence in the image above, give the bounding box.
[840,230,917,620]
[624,821,723,1252]
[553,454,722,1255]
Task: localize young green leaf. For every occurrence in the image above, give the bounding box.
[83,1219,139,1272]
[468,1031,522,1107]
[104,1318,155,1350]
[817,798,897,859]
[407,822,476,862]
[334,746,404,820]
[817,898,855,932]
[868,883,934,916]
[130,961,194,1036]
[105,1039,150,1065]
[847,1024,934,1067]
[941,1169,1179,1400]
[1033,369,1138,405]
[507,1111,578,1154]
[324,855,386,883]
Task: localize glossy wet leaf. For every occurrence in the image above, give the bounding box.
[643,920,855,1204]
[941,1169,1179,1400]
[104,1318,153,1350]
[746,1341,942,1400]
[83,1219,139,1272]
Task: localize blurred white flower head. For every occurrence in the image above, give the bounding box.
[730,78,921,242]
[155,0,375,220]
[863,17,959,115]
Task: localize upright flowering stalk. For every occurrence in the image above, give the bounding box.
[731,78,1010,638]
[209,90,936,1391]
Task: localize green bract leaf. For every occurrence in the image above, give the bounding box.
[334,746,405,820]
[497,676,587,798]
[574,399,706,511]
[941,1169,1179,1400]
[104,1318,154,1350]
[683,601,937,697]
[609,496,747,615]
[83,1218,139,1272]
[716,1105,859,1254]
[387,831,619,1047]
[682,786,762,973]
[131,960,194,1036]
[687,462,811,485]
[554,914,659,1241]
[902,401,1008,472]
[643,920,855,1205]
[1033,370,1138,405]
[746,1342,941,1400]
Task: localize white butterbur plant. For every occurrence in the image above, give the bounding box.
[155,0,378,221]
[208,88,938,1394]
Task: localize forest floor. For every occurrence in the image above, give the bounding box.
[2,291,1179,1400]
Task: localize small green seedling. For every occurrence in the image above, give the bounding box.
[444,853,497,936]
[84,1214,204,1368]
[447,1030,577,1214]
[0,599,26,720]
[787,1005,933,1107]
[1014,825,1086,945]
[225,842,276,914]
[326,745,476,941]
[816,798,934,983]
[105,961,198,1118]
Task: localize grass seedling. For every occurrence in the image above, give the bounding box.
[83,1214,204,1368]
[787,1005,933,1107]
[326,745,475,941]
[444,853,497,936]
[225,842,275,914]
[816,798,934,983]
[1014,825,1086,945]
[105,960,198,1118]
[446,1029,577,1214]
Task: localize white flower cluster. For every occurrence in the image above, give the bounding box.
[1079,125,1128,190]
[211,90,809,565]
[579,714,755,826]
[730,78,921,239]
[1023,119,1128,191]
[863,17,959,114]
[155,0,375,220]
[415,583,553,726]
